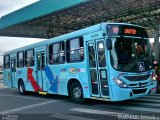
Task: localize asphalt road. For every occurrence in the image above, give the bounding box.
[0,84,160,120]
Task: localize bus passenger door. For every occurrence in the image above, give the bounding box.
[36,52,46,91]
[87,40,109,98]
[10,57,16,88]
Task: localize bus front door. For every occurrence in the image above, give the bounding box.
[36,52,46,91]
[11,57,16,88]
[87,40,109,98]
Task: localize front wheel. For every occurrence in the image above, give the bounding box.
[70,82,85,103]
[18,81,26,95]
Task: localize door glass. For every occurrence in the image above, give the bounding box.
[97,41,106,67]
[90,70,98,94]
[37,54,41,70]
[41,53,45,69]
[88,43,96,68]
[11,59,16,72]
[100,69,109,96]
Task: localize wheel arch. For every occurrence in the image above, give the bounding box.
[17,78,26,95]
[17,78,24,85]
[67,78,85,97]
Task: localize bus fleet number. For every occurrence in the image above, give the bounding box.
[91,34,99,39]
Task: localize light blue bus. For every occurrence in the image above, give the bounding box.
[3,23,157,103]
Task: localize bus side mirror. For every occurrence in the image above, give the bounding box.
[106,38,112,50]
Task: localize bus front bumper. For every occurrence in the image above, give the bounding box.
[111,83,157,101]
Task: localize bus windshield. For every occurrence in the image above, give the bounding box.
[110,37,154,72]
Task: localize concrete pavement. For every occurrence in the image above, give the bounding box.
[0,83,7,89]
[0,74,7,89]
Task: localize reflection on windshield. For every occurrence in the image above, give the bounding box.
[110,37,154,72]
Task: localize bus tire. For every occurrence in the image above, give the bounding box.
[18,80,26,95]
[70,82,85,103]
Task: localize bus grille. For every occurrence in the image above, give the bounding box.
[129,82,148,88]
[124,75,150,81]
[132,89,147,94]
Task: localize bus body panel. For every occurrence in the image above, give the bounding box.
[43,62,91,98]
[16,68,27,83]
[3,69,11,87]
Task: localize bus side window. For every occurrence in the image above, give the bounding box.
[17,52,24,68]
[4,55,10,69]
[49,42,65,64]
[66,37,84,62]
[25,49,34,67]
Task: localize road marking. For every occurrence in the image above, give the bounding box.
[94,103,160,114]
[124,102,160,107]
[0,93,50,100]
[93,95,160,114]
[150,94,160,96]
[71,108,129,117]
[119,106,160,113]
[0,100,56,114]
[135,102,160,107]
[141,95,160,99]
[134,98,160,103]
[50,113,96,120]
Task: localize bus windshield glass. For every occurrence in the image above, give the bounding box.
[110,37,154,72]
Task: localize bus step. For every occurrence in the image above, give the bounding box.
[91,97,110,101]
[38,91,47,95]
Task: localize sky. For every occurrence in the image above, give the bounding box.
[0,0,44,64]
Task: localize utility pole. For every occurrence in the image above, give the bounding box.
[154,26,160,63]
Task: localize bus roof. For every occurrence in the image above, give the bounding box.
[3,22,143,55]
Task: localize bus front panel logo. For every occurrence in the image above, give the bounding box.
[138,62,145,71]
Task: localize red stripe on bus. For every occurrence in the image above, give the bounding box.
[28,68,42,92]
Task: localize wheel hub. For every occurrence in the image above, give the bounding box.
[73,87,81,99]
[20,85,23,93]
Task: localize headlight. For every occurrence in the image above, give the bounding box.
[152,77,157,81]
[150,73,157,85]
[151,73,157,81]
[112,77,128,88]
